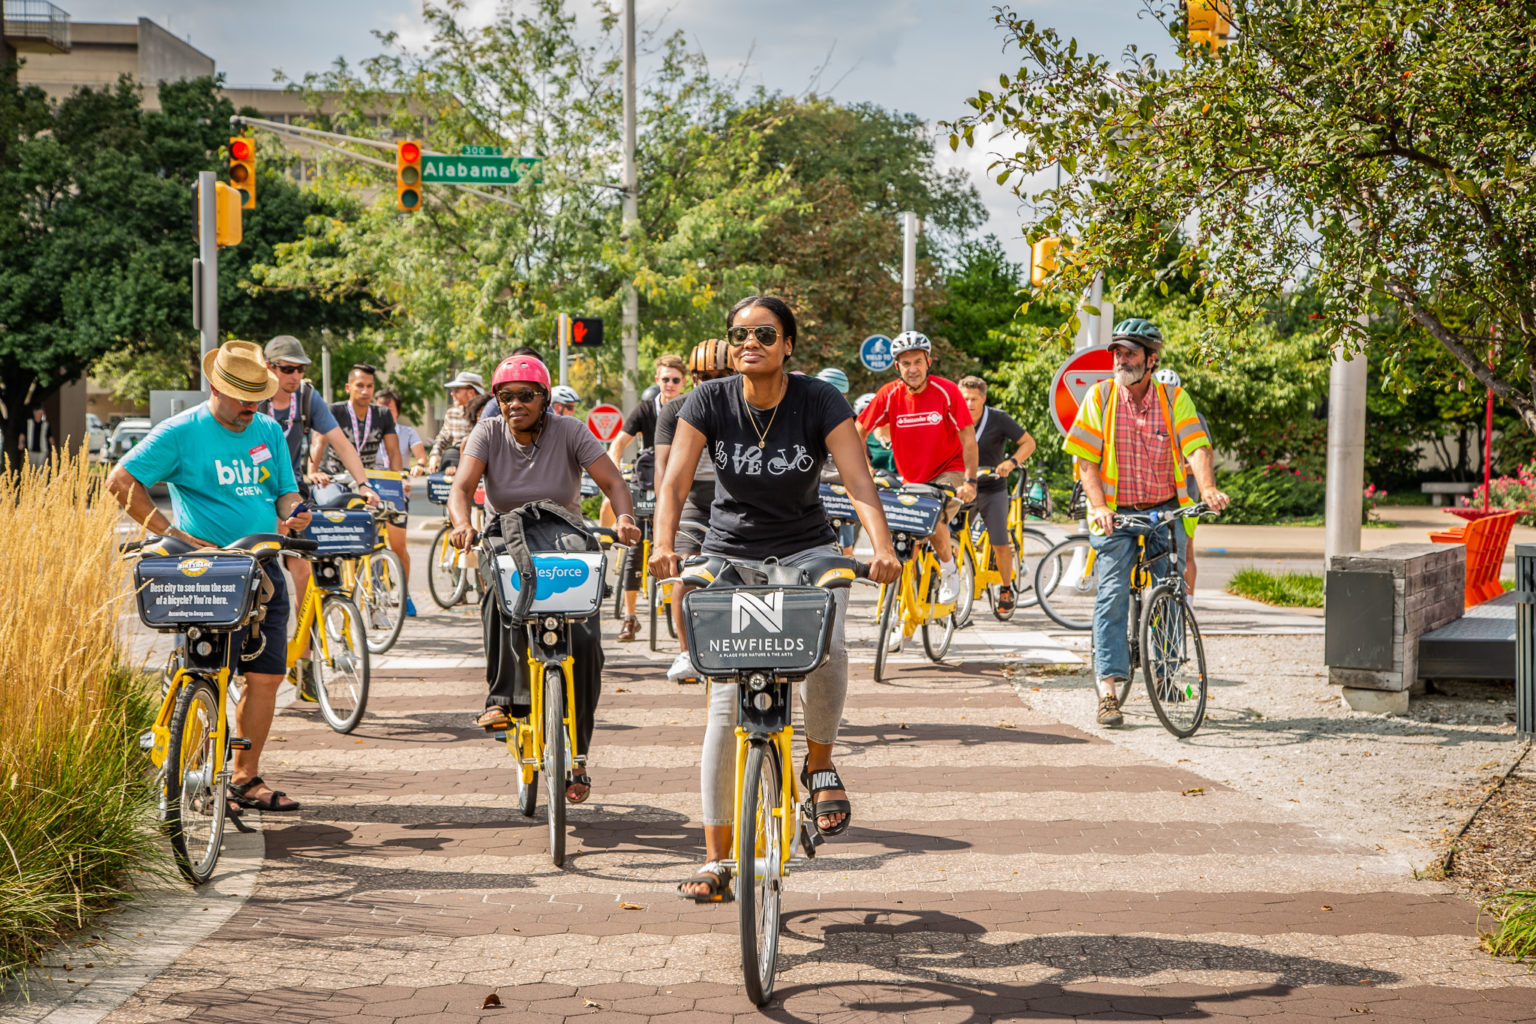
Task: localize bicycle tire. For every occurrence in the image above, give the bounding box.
[921,566,956,662]
[872,581,897,683]
[314,595,370,734]
[164,678,226,885]
[427,524,465,608]
[1013,527,1054,611]
[356,549,406,654]
[738,740,783,1007]
[1034,536,1096,630]
[1140,584,1208,737]
[648,574,660,652]
[953,546,977,628]
[544,663,567,867]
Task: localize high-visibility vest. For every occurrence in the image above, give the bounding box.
[1062,379,1210,513]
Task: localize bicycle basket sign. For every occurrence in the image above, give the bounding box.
[1048,344,1115,437]
[426,473,452,505]
[301,509,375,555]
[684,586,834,676]
[366,470,407,511]
[878,488,944,537]
[818,482,856,522]
[134,554,259,629]
[492,551,606,617]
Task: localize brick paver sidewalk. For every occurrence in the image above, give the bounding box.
[46,580,1536,1022]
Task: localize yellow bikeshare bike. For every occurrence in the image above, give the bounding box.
[951,469,1054,627]
[870,483,967,682]
[479,526,611,868]
[288,506,375,733]
[127,531,318,884]
[669,552,872,1006]
[426,474,486,608]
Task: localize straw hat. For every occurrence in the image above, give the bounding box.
[203,340,278,401]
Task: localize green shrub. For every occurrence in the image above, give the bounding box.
[1216,465,1326,524]
[1480,889,1536,962]
[1226,567,1324,608]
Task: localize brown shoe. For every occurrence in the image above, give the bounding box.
[476,706,513,731]
[1096,694,1124,727]
[617,615,639,642]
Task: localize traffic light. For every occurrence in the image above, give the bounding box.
[1186,0,1233,50]
[197,181,243,247]
[1030,236,1062,288]
[228,136,255,209]
[571,317,603,347]
[397,140,423,212]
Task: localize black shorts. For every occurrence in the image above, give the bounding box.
[239,562,289,676]
[676,520,708,557]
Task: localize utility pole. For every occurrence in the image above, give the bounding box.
[901,213,919,332]
[1324,341,1367,563]
[197,171,219,390]
[557,312,571,388]
[620,0,639,409]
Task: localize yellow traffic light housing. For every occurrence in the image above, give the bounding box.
[397,141,423,212]
[1186,0,1233,50]
[1030,236,1062,288]
[228,136,256,208]
[198,181,244,247]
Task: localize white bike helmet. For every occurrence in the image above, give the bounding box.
[889,331,932,356]
[550,384,580,405]
[1152,368,1181,387]
[853,391,876,415]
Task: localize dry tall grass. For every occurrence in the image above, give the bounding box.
[0,452,157,974]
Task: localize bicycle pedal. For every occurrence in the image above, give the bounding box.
[492,730,508,742]
[228,736,252,751]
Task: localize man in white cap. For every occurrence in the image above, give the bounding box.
[427,369,486,474]
[106,340,314,815]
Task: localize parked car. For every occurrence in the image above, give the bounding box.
[105,418,152,464]
[86,414,107,456]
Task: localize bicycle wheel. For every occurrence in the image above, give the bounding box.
[1013,527,1054,611]
[648,574,661,652]
[543,663,567,867]
[163,678,227,885]
[738,740,783,1007]
[313,595,370,733]
[872,581,897,683]
[427,524,466,608]
[1034,536,1097,630]
[921,565,956,662]
[1140,584,1208,737]
[953,547,977,628]
[356,549,406,653]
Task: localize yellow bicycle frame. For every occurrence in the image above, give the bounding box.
[283,573,335,672]
[731,720,800,877]
[503,652,581,785]
[879,543,953,642]
[147,665,231,776]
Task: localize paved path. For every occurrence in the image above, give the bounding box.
[14,566,1536,1023]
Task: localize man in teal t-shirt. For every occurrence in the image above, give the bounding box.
[107,341,313,816]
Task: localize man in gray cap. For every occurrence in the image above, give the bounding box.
[427,369,486,473]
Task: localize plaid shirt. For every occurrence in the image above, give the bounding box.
[429,402,476,464]
[1112,383,1179,506]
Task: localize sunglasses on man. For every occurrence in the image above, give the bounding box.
[270,363,306,375]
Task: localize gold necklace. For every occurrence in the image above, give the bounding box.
[743,375,785,450]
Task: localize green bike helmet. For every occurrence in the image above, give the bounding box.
[1109,317,1164,353]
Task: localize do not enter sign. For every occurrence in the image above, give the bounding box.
[586,404,623,442]
[1048,345,1115,437]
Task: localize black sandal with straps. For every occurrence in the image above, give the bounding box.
[677,860,734,903]
[801,760,853,837]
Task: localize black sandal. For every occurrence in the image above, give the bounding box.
[995,584,1016,619]
[801,760,853,837]
[565,773,592,804]
[677,860,733,903]
[229,776,300,812]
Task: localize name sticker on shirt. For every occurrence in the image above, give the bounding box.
[249,444,273,465]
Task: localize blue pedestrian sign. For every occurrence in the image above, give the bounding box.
[860,334,894,373]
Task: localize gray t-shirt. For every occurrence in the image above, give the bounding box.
[462,411,606,517]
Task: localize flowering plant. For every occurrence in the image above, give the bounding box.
[1462,465,1536,520]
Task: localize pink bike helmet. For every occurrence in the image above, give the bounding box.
[491,354,552,393]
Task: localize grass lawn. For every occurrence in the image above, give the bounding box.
[1226,567,1324,608]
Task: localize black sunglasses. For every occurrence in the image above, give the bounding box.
[658,375,684,385]
[726,325,781,347]
[270,363,306,375]
[495,388,543,405]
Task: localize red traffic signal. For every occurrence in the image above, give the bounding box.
[571,317,603,347]
[228,136,255,209]
[397,140,423,212]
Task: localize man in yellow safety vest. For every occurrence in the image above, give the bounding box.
[1062,318,1229,727]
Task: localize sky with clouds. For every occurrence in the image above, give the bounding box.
[60,1,1178,266]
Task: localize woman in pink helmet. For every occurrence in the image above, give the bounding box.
[448,354,641,803]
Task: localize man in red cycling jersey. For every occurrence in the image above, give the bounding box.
[856,331,978,637]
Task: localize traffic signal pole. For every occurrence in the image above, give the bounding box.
[197,171,219,391]
[901,213,918,332]
[620,0,640,410]
[557,313,571,388]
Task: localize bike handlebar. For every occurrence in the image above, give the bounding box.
[1110,501,1214,529]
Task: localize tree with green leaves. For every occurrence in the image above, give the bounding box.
[947,1,1536,434]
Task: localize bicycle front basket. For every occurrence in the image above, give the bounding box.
[819,482,856,522]
[879,488,945,537]
[426,473,452,505]
[683,585,835,677]
[134,552,261,630]
[490,551,607,620]
[302,509,375,555]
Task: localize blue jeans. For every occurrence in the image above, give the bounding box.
[1089,498,1186,682]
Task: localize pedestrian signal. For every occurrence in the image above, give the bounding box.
[397,141,423,212]
[198,181,244,247]
[571,317,603,347]
[1186,0,1233,50]
[228,136,255,208]
[1030,236,1062,288]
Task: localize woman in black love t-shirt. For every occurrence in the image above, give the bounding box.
[650,295,900,902]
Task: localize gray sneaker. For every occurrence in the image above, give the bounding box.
[1096,694,1124,727]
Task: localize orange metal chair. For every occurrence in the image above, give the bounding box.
[1429,509,1520,607]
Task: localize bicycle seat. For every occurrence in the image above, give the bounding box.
[901,482,954,500]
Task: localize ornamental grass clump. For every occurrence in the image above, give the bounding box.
[0,453,158,976]
[1481,889,1536,964]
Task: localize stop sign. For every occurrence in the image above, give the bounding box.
[586,404,624,442]
[1048,345,1115,437]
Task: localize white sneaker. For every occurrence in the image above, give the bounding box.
[667,651,697,682]
[937,569,961,605]
[886,631,904,654]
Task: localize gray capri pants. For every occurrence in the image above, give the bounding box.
[973,487,1012,547]
[699,542,849,826]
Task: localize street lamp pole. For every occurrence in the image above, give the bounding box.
[620,0,639,409]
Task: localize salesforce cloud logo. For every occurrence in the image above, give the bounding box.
[507,557,590,596]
